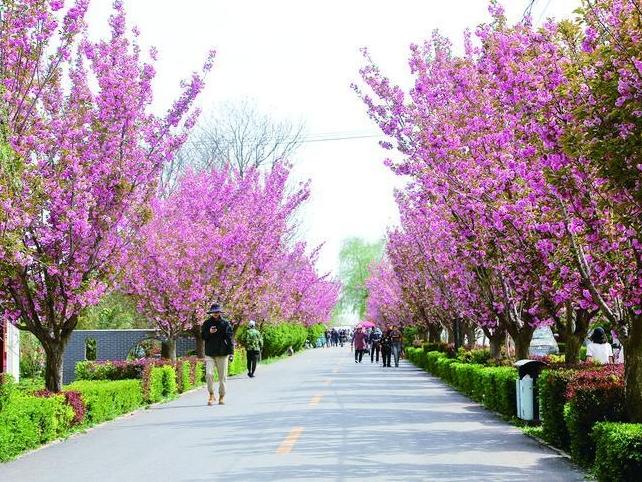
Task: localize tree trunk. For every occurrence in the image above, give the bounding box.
[191,325,205,358]
[428,325,442,343]
[485,328,505,360]
[565,334,582,366]
[165,338,177,362]
[43,342,65,392]
[513,329,534,360]
[465,324,477,348]
[447,325,454,344]
[624,316,642,422]
[565,306,593,366]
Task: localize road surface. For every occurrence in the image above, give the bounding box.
[0,346,586,481]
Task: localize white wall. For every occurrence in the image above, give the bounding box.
[5,323,20,381]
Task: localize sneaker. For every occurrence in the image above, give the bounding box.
[207,395,215,406]
[219,397,225,405]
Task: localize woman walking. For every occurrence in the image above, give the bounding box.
[352,327,368,363]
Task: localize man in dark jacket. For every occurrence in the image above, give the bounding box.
[201,303,234,406]
[369,326,383,363]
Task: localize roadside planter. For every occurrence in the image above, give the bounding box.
[514,359,547,422]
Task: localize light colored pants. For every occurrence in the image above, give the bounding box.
[392,343,402,367]
[205,355,228,398]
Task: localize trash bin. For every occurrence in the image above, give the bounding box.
[514,359,548,421]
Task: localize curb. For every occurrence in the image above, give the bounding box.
[523,431,573,460]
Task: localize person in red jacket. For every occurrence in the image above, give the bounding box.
[352,327,368,363]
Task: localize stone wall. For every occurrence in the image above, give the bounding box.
[63,330,195,384]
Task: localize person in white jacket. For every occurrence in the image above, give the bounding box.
[586,327,613,364]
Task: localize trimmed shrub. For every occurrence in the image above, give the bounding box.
[176,359,192,393]
[0,391,74,462]
[229,349,247,377]
[564,366,625,466]
[261,323,308,358]
[457,347,491,365]
[194,360,205,385]
[75,358,164,381]
[480,366,517,417]
[424,351,447,374]
[34,389,86,426]
[66,380,143,424]
[142,365,166,403]
[539,369,576,450]
[307,324,327,345]
[160,365,177,398]
[592,422,642,482]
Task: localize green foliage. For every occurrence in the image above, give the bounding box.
[538,369,576,450]
[307,323,326,345]
[337,237,383,318]
[176,359,192,393]
[143,366,166,403]
[261,323,308,358]
[66,380,143,424]
[19,331,45,379]
[194,361,205,385]
[403,325,421,346]
[160,365,177,398]
[228,349,247,377]
[457,347,492,365]
[0,391,73,462]
[77,292,148,330]
[592,422,642,482]
[564,376,625,466]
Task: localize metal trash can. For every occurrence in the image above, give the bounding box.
[514,359,548,421]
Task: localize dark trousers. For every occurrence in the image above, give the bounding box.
[382,347,392,367]
[355,349,364,363]
[370,342,380,362]
[247,350,260,375]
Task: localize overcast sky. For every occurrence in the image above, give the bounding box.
[88,0,581,276]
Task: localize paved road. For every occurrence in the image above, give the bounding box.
[1,346,585,482]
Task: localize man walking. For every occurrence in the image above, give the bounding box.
[243,320,263,378]
[390,324,403,367]
[201,303,234,405]
[381,327,392,367]
[369,326,382,363]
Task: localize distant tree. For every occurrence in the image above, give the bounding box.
[76,293,148,330]
[337,238,384,320]
[164,99,304,186]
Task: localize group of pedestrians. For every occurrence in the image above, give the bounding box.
[352,324,404,367]
[325,328,349,347]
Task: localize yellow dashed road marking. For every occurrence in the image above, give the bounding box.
[276,427,304,454]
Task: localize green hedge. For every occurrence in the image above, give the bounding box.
[0,390,73,462]
[307,324,326,345]
[65,380,143,424]
[564,367,625,466]
[261,323,308,358]
[229,349,247,376]
[176,359,193,393]
[592,422,642,482]
[538,369,575,450]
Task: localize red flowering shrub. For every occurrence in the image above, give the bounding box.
[564,365,625,466]
[34,389,85,426]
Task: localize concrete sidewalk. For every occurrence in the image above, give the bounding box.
[0,346,586,481]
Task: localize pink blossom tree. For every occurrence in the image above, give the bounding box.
[0,0,213,390]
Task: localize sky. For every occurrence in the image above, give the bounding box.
[87,0,581,277]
